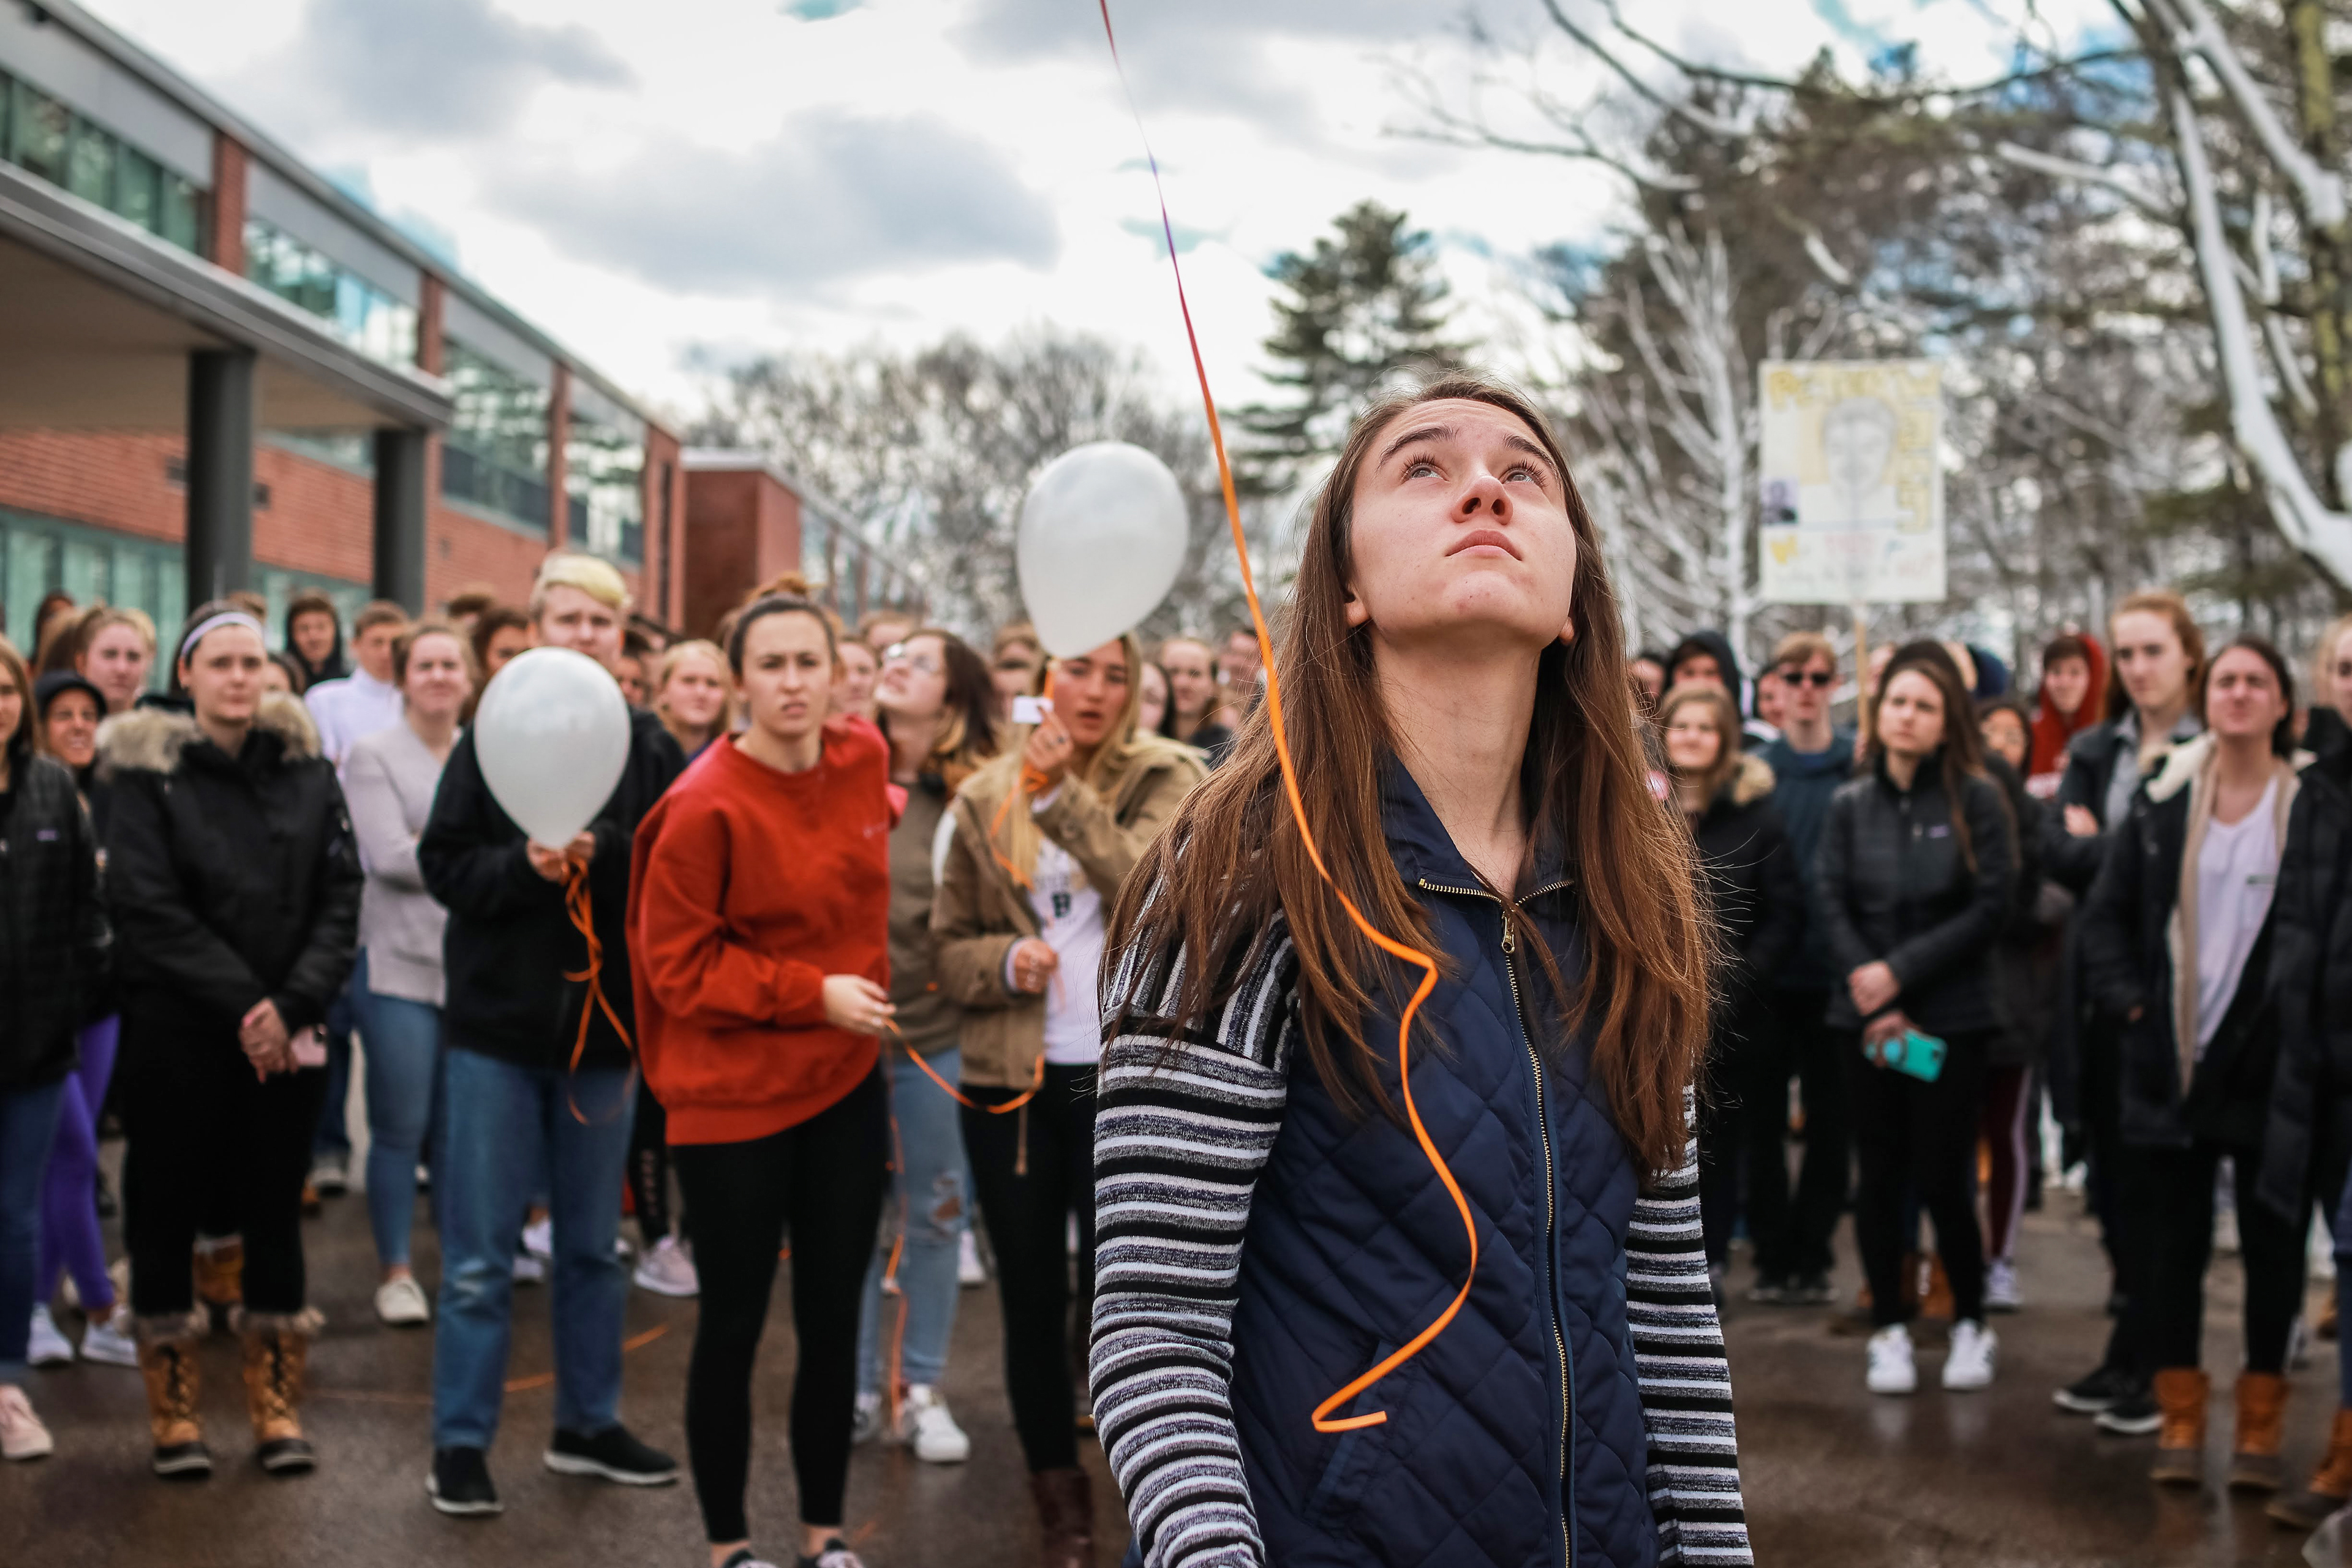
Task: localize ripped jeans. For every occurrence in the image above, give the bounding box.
[855,1045,972,1394]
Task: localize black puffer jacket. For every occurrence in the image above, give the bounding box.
[1688,753,1804,1011]
[1815,751,2016,1036]
[2258,751,2352,1219]
[2082,736,2330,1152]
[421,707,684,1071]
[0,739,108,1091]
[100,693,361,1041]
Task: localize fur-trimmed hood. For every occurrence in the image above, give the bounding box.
[1719,751,1777,809]
[97,690,320,778]
[2143,731,2316,805]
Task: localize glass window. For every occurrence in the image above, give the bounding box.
[244,217,417,367]
[0,511,186,690]
[441,337,552,533]
[10,80,67,184]
[565,411,644,565]
[159,172,201,252]
[116,144,159,232]
[65,116,114,207]
[0,70,205,255]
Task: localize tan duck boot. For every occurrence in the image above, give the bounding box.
[2272,1408,2352,1528]
[2230,1372,2291,1491]
[192,1235,243,1334]
[135,1311,211,1480]
[235,1308,321,1476]
[2150,1368,2211,1487]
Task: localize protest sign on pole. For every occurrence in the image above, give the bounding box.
[1758,360,1946,605]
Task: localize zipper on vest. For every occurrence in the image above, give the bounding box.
[1417,876,1575,1562]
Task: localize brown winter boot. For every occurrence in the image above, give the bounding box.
[236,1309,320,1476]
[2231,1372,2292,1491]
[2151,1368,2211,1487]
[2272,1408,2352,1527]
[135,1311,211,1480]
[1030,1464,1096,1568]
[192,1236,243,1333]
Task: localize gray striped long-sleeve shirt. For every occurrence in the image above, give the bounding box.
[1089,921,1752,1567]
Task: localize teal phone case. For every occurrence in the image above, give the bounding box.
[1884,1030,1947,1082]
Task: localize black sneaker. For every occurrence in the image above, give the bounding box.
[1784,1272,1838,1306]
[1744,1273,1788,1305]
[718,1551,781,1568]
[428,1446,503,1515]
[2094,1389,2163,1436]
[2053,1363,2136,1415]
[544,1424,679,1486]
[797,1539,865,1568]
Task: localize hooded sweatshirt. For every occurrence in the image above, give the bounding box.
[2029,633,2109,785]
[1668,628,1776,748]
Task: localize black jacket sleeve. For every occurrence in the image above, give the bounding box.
[270,771,363,1036]
[2047,733,2112,892]
[2076,801,2149,1021]
[1884,777,2015,995]
[420,730,562,921]
[1814,789,1873,981]
[1741,805,1805,980]
[104,771,271,1020]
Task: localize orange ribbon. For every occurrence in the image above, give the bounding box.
[895,1023,1047,1115]
[1097,0,1474,1436]
[561,858,635,1125]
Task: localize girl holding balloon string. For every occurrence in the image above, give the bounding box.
[1090,375,1747,1567]
[931,629,1204,1566]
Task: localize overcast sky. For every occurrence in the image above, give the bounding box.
[83,0,2109,423]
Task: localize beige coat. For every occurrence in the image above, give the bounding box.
[931,740,1205,1088]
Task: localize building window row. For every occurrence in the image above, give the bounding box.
[2,508,186,680]
[441,337,551,533]
[0,68,203,253]
[568,413,644,565]
[245,216,417,367]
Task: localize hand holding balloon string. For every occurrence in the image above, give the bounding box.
[527,832,598,883]
[1022,706,1076,791]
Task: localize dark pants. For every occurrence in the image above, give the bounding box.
[1846,1028,1989,1328]
[1743,988,1850,1279]
[628,1077,677,1243]
[1697,1026,1755,1268]
[2079,1020,2149,1375]
[2135,1136,2304,1374]
[962,1063,1096,1474]
[123,1028,326,1317]
[673,1069,888,1544]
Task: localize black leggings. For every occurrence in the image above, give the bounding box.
[628,1077,677,1242]
[962,1063,1096,1474]
[2133,1136,2305,1374]
[121,1029,326,1316]
[672,1069,888,1543]
[1845,1029,1990,1328]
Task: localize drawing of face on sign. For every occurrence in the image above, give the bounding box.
[1805,396,1902,527]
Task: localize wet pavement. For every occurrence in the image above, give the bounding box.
[7,1139,2346,1566]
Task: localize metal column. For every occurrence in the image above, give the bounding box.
[373,428,428,613]
[184,348,256,605]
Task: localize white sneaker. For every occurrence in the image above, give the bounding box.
[0,1385,53,1460]
[26,1306,72,1368]
[79,1313,138,1368]
[1866,1324,1917,1395]
[894,1383,972,1464]
[958,1229,987,1287]
[1984,1259,2023,1313]
[511,1251,545,1285]
[1943,1319,1998,1390]
[375,1275,431,1326]
[521,1216,553,1261]
[631,1237,698,1298]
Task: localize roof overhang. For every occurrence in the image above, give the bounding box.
[0,160,454,432]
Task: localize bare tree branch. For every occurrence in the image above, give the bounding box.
[1995,140,2180,220]
[2154,0,2346,226]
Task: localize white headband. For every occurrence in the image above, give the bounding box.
[178,611,265,665]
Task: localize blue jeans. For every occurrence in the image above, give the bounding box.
[432,1049,635,1449]
[353,952,448,1270]
[0,1080,67,1384]
[313,974,358,1163]
[856,1046,970,1393]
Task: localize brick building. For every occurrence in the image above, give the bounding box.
[0,0,688,651]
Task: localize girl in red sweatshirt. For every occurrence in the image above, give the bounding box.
[629,592,894,1568]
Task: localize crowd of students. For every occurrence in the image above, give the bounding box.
[9,371,2352,1564]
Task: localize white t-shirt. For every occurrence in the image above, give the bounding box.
[2193,776,2280,1052]
[1008,789,1107,1066]
[305,668,404,772]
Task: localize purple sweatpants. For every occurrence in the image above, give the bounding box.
[37,1016,119,1312]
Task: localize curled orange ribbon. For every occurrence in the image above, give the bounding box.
[1095,1,1474,1435]
[561,858,635,1125]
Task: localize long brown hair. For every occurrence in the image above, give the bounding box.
[1869,645,1994,869]
[879,627,1000,792]
[1103,372,1711,1175]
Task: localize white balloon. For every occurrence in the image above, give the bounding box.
[473,647,632,846]
[1017,441,1188,658]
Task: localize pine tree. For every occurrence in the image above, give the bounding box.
[1235,200,1463,496]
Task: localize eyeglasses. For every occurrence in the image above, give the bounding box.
[883,643,943,677]
[1779,669,1836,688]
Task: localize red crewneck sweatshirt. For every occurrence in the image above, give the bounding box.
[629,717,891,1144]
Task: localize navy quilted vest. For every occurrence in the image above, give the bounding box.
[1220,762,1653,1567]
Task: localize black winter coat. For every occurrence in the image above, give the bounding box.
[2258,753,2352,1221]
[1688,753,1804,1018]
[1816,752,2015,1036]
[2079,736,2325,1152]
[1988,756,2063,1069]
[0,741,108,1091]
[421,707,684,1071]
[99,695,361,1042]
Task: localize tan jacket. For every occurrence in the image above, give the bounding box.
[931,741,1205,1088]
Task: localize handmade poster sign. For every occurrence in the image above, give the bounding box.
[1758,359,1946,604]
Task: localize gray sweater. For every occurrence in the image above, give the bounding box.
[344,720,453,1007]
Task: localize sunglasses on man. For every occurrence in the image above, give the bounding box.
[1778,668,1836,688]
